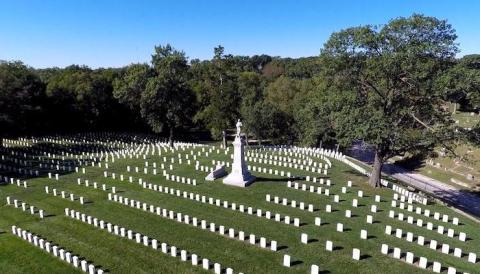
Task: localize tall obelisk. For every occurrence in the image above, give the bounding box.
[223,120,255,187]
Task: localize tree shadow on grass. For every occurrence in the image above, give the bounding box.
[255,177,291,183]
[0,139,126,182]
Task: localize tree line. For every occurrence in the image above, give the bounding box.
[1,14,479,186]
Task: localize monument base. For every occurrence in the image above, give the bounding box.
[223,173,256,187]
[205,165,227,181]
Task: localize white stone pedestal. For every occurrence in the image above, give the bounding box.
[223,135,255,187]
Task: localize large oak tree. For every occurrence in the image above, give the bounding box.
[320,14,458,187]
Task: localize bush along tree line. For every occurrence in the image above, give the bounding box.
[1,14,479,187]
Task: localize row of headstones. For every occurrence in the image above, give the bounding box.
[392,185,428,205]
[128,164,172,174]
[247,164,328,177]
[391,199,459,225]
[1,139,100,161]
[385,225,477,264]
[246,150,326,168]
[256,146,333,168]
[246,156,327,174]
[257,145,314,159]
[339,156,428,205]
[65,209,239,274]
[44,186,87,204]
[6,197,45,218]
[306,176,332,184]
[266,194,315,212]
[249,149,320,169]
[102,171,137,183]
[211,160,230,170]
[48,172,62,180]
[101,142,200,162]
[127,163,197,185]
[316,212,377,227]
[77,178,116,193]
[89,161,109,169]
[249,165,293,177]
[281,146,337,166]
[0,155,30,165]
[12,153,76,169]
[388,209,467,241]
[74,167,87,173]
[303,222,372,242]
[392,193,417,205]
[257,147,329,168]
[1,176,28,188]
[287,181,332,196]
[11,225,104,274]
[138,180,303,227]
[112,166,199,186]
[284,254,339,273]
[0,163,39,176]
[163,172,198,186]
[42,162,73,171]
[108,193,279,251]
[380,243,466,274]
[196,164,214,173]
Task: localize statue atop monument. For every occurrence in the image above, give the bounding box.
[223,119,255,187]
[236,119,242,136]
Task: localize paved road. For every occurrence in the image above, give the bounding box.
[348,142,480,219]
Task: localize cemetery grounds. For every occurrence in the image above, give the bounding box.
[0,133,479,274]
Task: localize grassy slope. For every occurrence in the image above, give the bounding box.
[0,145,479,274]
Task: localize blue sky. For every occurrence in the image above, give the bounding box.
[0,0,478,68]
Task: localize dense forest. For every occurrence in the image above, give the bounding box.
[1,14,480,186]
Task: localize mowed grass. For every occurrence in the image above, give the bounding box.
[0,143,480,274]
[452,111,479,129]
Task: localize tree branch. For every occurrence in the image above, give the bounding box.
[410,113,435,131]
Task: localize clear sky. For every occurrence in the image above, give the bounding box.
[0,0,479,68]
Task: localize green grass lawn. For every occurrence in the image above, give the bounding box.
[452,111,480,129]
[0,139,479,274]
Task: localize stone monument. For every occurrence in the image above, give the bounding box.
[223,119,255,187]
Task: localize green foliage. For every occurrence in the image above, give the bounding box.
[3,13,479,157]
[192,46,241,139]
[0,61,45,136]
[114,45,196,142]
[46,65,122,129]
[437,54,480,110]
[294,79,337,147]
[113,64,153,112]
[320,14,458,186]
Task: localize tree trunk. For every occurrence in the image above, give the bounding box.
[168,127,174,148]
[369,150,383,188]
[453,102,457,114]
[222,130,227,148]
